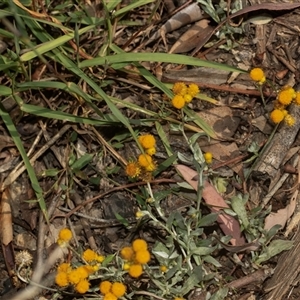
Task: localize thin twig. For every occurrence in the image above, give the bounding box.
[1,124,72,191]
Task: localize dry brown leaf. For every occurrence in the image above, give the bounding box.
[145,3,204,46]
[264,190,297,232]
[197,106,240,139]
[0,135,14,152]
[175,164,245,246]
[169,19,214,54]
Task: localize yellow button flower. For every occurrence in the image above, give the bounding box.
[278,86,295,105]
[57,263,71,273]
[68,269,82,284]
[75,279,90,294]
[172,95,185,109]
[96,255,105,263]
[104,292,118,300]
[100,281,112,295]
[82,249,98,262]
[270,109,284,124]
[183,94,193,103]
[145,161,157,172]
[135,211,145,219]
[172,82,187,96]
[204,152,213,164]
[295,91,300,105]
[135,250,151,264]
[128,264,143,278]
[132,239,148,251]
[146,147,156,156]
[284,114,295,126]
[76,266,89,279]
[187,83,199,97]
[120,246,134,261]
[55,272,69,287]
[250,68,266,84]
[138,134,156,149]
[160,265,168,273]
[138,154,153,168]
[57,228,73,247]
[111,282,126,297]
[125,161,141,178]
[82,265,95,274]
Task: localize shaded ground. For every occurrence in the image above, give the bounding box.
[1,1,300,300]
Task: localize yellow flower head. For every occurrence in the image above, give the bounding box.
[55,272,69,287]
[76,266,89,280]
[145,161,157,172]
[172,82,187,96]
[146,147,156,156]
[138,134,156,149]
[104,292,118,300]
[204,152,213,164]
[132,239,148,251]
[138,154,153,168]
[128,264,143,278]
[96,255,105,263]
[187,83,199,97]
[82,249,98,262]
[270,109,284,124]
[57,263,71,273]
[125,161,141,178]
[68,269,82,285]
[284,114,295,126]
[135,250,151,264]
[183,94,193,104]
[295,91,300,105]
[172,95,185,109]
[120,246,135,261]
[174,298,185,300]
[82,265,95,274]
[75,279,90,294]
[57,228,72,246]
[278,86,296,105]
[160,265,168,273]
[111,282,126,297]
[250,68,266,84]
[100,281,112,295]
[135,211,145,219]
[93,264,100,272]
[123,262,130,270]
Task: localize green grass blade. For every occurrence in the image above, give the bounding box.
[20,25,95,62]
[113,0,155,17]
[14,96,116,126]
[79,52,246,74]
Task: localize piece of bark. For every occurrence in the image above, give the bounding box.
[163,67,230,86]
[264,228,300,300]
[254,104,300,179]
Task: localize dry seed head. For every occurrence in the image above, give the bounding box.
[15,250,33,267]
